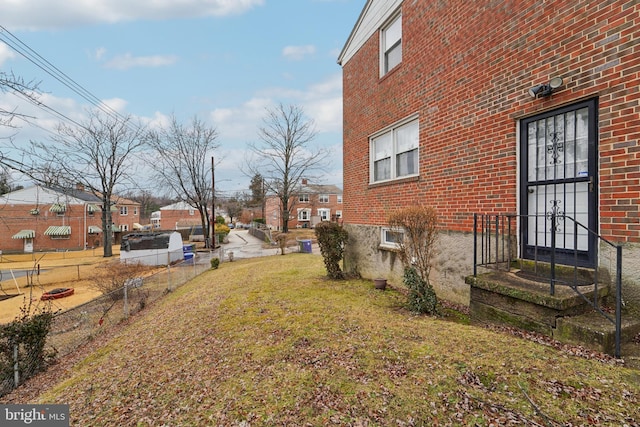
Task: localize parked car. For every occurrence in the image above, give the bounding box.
[227,223,235,229]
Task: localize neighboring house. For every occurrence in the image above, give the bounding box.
[0,184,140,252]
[338,0,640,307]
[265,180,343,230]
[151,201,199,230]
[110,195,142,237]
[150,201,204,239]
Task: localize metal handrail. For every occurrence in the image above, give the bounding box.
[473,213,623,358]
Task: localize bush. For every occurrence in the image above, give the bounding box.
[403,267,438,314]
[0,303,55,395]
[388,205,439,314]
[210,257,220,269]
[91,261,151,301]
[214,223,230,235]
[315,222,349,279]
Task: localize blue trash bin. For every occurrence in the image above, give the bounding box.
[184,252,194,264]
[300,239,312,253]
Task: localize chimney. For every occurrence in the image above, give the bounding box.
[301,178,308,185]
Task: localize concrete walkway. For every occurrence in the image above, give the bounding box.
[213,229,319,261]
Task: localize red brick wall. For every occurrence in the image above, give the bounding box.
[0,204,105,252]
[342,0,640,242]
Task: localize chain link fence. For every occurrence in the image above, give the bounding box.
[1,251,214,398]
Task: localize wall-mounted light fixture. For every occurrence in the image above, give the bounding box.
[528,77,564,98]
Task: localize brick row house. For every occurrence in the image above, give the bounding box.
[150,201,201,231]
[338,0,640,310]
[0,184,141,252]
[265,180,343,230]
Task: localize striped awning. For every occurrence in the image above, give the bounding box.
[49,203,66,213]
[12,229,35,239]
[44,225,71,236]
[87,204,100,212]
[88,225,102,234]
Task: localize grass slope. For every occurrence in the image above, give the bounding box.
[6,255,640,426]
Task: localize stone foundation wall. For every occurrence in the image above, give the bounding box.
[343,224,472,306]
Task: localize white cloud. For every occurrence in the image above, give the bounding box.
[282,45,316,61]
[1,0,265,31]
[93,47,107,61]
[0,42,16,66]
[103,53,178,70]
[100,97,128,112]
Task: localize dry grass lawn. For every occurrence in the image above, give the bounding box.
[0,247,122,323]
[2,254,639,426]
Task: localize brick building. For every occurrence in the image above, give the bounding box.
[0,184,141,252]
[338,0,640,306]
[265,180,343,230]
[150,201,201,231]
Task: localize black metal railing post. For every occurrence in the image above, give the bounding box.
[550,211,556,296]
[616,245,622,358]
[473,214,478,277]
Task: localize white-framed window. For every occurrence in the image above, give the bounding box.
[318,208,330,221]
[319,194,329,203]
[335,210,342,219]
[120,224,129,232]
[337,195,343,204]
[298,208,311,221]
[299,194,309,203]
[380,227,404,250]
[189,209,195,216]
[371,116,419,183]
[120,206,128,216]
[380,12,402,76]
[134,207,138,215]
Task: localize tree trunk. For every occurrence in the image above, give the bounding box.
[102,197,113,257]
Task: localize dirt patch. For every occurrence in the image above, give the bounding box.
[0,247,121,324]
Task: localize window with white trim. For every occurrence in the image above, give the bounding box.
[371,117,419,183]
[298,209,311,221]
[120,206,128,216]
[337,195,343,204]
[381,12,402,76]
[134,207,138,215]
[335,210,342,219]
[120,224,129,232]
[318,208,330,221]
[380,227,404,250]
[299,194,309,203]
[319,194,329,203]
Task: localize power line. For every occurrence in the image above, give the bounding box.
[0,24,128,124]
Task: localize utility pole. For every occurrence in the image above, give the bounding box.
[262,177,266,223]
[211,156,215,248]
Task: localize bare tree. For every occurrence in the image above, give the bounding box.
[18,110,147,257]
[0,71,40,131]
[146,115,220,246]
[245,103,328,232]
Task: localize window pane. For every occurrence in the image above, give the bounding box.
[397,148,418,176]
[385,42,402,72]
[396,120,418,153]
[374,158,391,181]
[384,16,401,48]
[373,133,392,160]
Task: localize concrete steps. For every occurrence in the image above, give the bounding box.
[466,269,640,363]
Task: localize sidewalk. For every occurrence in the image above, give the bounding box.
[214,229,319,261]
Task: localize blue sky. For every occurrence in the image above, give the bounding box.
[0,0,364,196]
